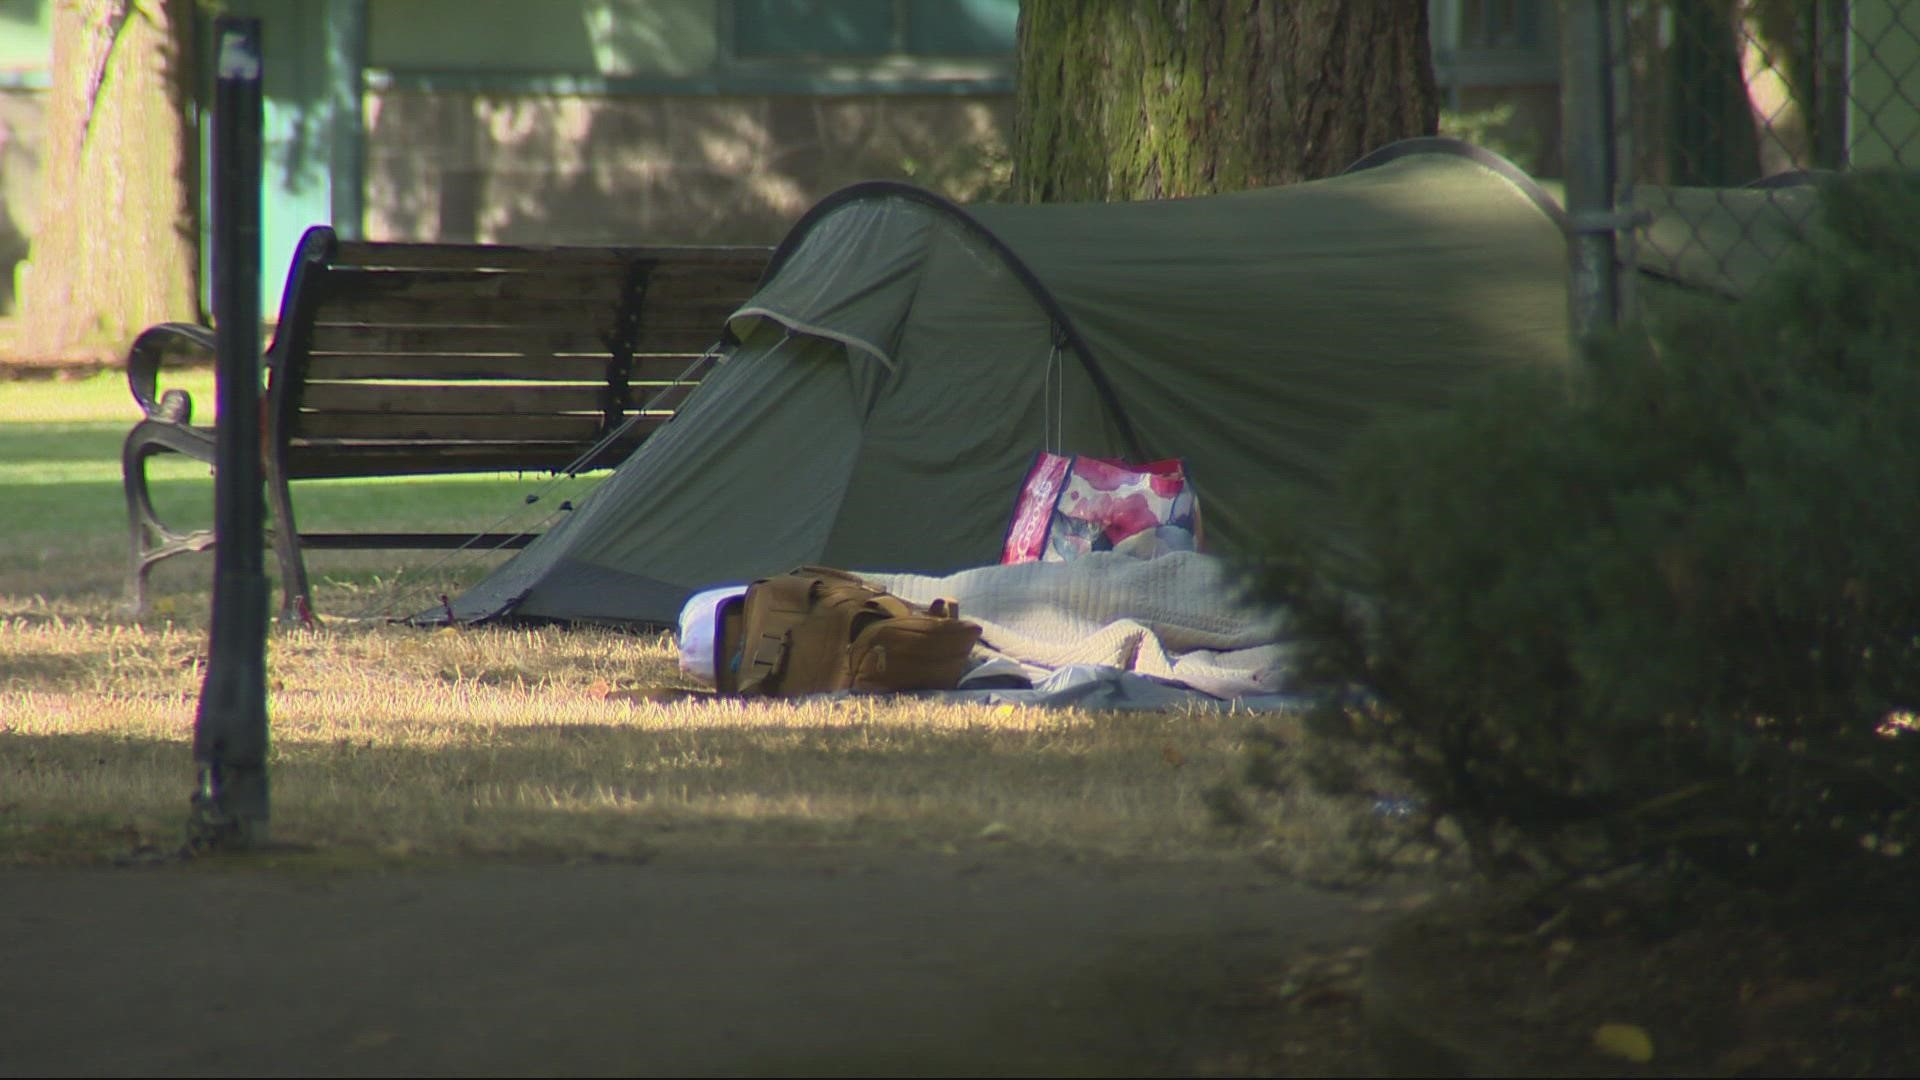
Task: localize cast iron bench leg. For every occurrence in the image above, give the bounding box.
[122,418,216,615]
[265,456,313,625]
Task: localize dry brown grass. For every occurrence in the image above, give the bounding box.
[0,374,1398,874]
[2,605,1403,872]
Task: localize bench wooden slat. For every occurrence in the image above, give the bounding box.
[319,265,765,302]
[322,268,627,305]
[291,411,674,441]
[297,382,698,417]
[125,225,772,623]
[302,353,712,382]
[299,382,610,416]
[330,241,773,272]
[281,440,647,480]
[632,384,696,410]
[293,412,609,442]
[305,323,727,356]
[298,532,538,551]
[309,295,741,332]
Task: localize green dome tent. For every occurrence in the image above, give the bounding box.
[440,138,1813,627]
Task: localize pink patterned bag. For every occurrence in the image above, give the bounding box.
[1000,452,1201,564]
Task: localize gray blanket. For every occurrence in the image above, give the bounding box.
[861,552,1295,704]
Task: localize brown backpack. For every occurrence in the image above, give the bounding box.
[713,567,982,696]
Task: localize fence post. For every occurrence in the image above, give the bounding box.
[190,16,270,850]
[1813,0,1852,170]
[1606,0,1636,327]
[1561,0,1627,344]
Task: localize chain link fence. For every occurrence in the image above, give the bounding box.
[1561,0,1919,335]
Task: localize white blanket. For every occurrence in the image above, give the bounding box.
[861,552,1293,701]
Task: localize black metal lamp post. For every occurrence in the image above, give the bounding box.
[190,16,270,850]
[1560,0,1637,343]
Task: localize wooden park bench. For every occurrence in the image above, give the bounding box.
[122,225,772,622]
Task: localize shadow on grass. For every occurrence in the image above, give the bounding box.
[0,650,112,684]
[0,707,1270,867]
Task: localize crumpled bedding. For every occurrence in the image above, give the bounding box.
[859,551,1296,706]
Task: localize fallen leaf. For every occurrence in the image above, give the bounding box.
[978,821,1012,841]
[1593,1022,1655,1064]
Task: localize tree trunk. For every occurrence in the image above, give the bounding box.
[17,0,198,365]
[1012,0,1439,203]
[1665,0,1764,185]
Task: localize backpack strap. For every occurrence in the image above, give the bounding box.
[721,568,965,697]
[731,573,819,696]
[730,569,895,696]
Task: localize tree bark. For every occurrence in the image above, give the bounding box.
[1665,0,1764,185]
[1012,0,1439,203]
[17,0,198,365]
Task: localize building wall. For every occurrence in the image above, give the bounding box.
[357,0,1016,246]
[3,0,1804,315]
[0,0,48,311]
[369,0,722,75]
[0,88,38,310]
[364,90,1010,246]
[361,0,1558,244]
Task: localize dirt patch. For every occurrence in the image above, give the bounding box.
[13,834,1912,1077]
[1266,871,1920,1077]
[0,842,1411,1077]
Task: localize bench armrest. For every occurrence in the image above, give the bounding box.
[126,322,218,423]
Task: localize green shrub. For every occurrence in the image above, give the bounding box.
[1254,173,1920,885]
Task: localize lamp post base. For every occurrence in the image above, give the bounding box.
[187,761,271,851]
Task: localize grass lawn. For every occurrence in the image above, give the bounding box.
[0,372,1381,870]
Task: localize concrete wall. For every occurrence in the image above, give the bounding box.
[357,0,1015,244]
[364,90,1011,246]
[40,0,1900,311]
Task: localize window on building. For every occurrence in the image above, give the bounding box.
[1460,0,1547,51]
[734,0,894,58]
[732,0,1018,60]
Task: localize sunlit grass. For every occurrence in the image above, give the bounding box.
[2,614,1319,864]
[0,367,177,423]
[0,369,592,610]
